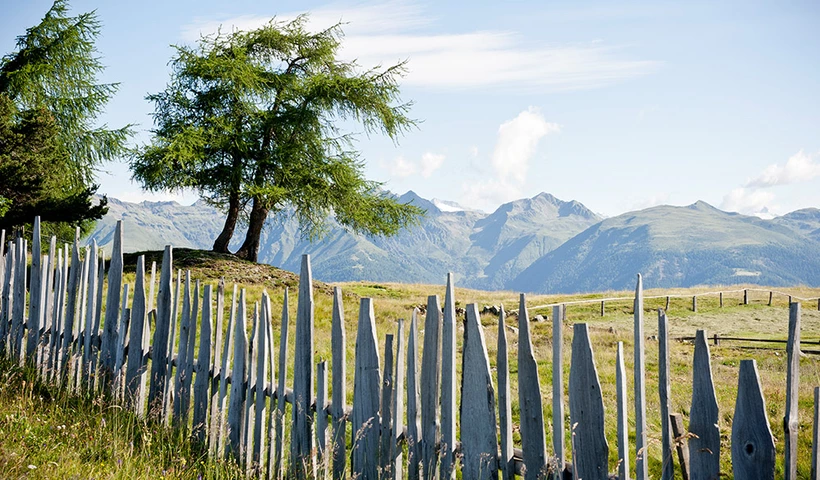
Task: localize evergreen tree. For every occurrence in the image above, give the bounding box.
[131,16,422,262]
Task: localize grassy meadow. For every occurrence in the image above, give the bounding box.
[1,248,818,478]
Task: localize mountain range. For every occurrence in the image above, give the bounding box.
[86,193,820,293]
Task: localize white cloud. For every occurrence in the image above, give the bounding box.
[745,150,820,188]
[492,107,560,183]
[420,152,445,178]
[630,193,670,210]
[469,146,479,158]
[387,155,417,178]
[721,188,776,216]
[181,1,658,91]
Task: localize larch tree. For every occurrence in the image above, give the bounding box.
[0,0,131,239]
[130,15,423,262]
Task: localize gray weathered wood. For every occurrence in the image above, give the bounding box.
[316,360,328,475]
[689,330,720,480]
[46,250,63,380]
[406,309,422,480]
[193,284,213,443]
[253,293,268,472]
[163,269,182,424]
[173,271,192,425]
[113,284,130,399]
[273,288,289,479]
[26,217,42,360]
[148,246,173,418]
[570,323,609,480]
[460,303,499,479]
[731,360,775,480]
[264,294,276,480]
[243,304,259,470]
[228,289,248,460]
[379,334,394,479]
[148,261,156,313]
[392,319,405,480]
[552,303,565,476]
[420,294,442,479]
[12,238,27,363]
[351,297,381,480]
[692,295,697,312]
[217,284,237,457]
[616,342,630,480]
[291,254,315,479]
[670,414,690,480]
[0,241,14,357]
[82,243,98,381]
[331,286,347,480]
[634,274,648,480]
[126,256,148,411]
[518,293,547,480]
[498,305,514,480]
[90,254,104,386]
[784,302,800,480]
[184,280,200,423]
[101,220,123,386]
[208,278,226,457]
[60,232,80,375]
[440,273,457,479]
[659,309,673,480]
[812,387,819,480]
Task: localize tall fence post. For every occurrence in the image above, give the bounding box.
[659,309,673,480]
[351,297,381,480]
[101,220,123,389]
[616,342,630,480]
[273,288,289,479]
[552,304,565,477]
[634,274,648,480]
[392,319,406,480]
[784,302,801,480]
[420,294,441,479]
[440,273,457,480]
[518,294,547,479]
[812,386,819,480]
[731,360,775,479]
[406,309,422,480]
[227,289,248,461]
[379,334,394,479]
[148,246,172,418]
[331,287,347,480]
[498,305,514,480]
[193,284,213,443]
[291,255,315,479]
[689,330,720,479]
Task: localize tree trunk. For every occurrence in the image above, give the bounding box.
[235,197,269,262]
[212,190,240,254]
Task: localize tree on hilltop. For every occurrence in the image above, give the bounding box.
[130,16,423,262]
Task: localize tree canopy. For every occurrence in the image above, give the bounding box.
[0,0,130,238]
[130,15,423,262]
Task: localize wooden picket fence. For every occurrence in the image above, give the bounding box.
[0,217,818,479]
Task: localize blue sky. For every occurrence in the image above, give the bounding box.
[2,0,819,217]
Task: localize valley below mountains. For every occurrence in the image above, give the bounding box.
[87,193,820,293]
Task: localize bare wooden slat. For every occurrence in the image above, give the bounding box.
[113,284,130,399]
[784,302,801,480]
[552,303,565,476]
[392,319,405,480]
[440,273,457,479]
[263,293,276,480]
[659,309,673,480]
[731,360,775,479]
[217,284,237,459]
[82,243,98,381]
[46,250,63,380]
[243,304,258,472]
[126,256,147,413]
[60,232,80,375]
[90,254,104,386]
[616,342,630,480]
[379,334,395,479]
[420,294,442,479]
[101,220,123,387]
[148,246,173,418]
[228,289,248,460]
[331,286,347,480]
[26,217,42,360]
[812,387,819,480]
[273,288,289,479]
[12,238,28,363]
[184,280,200,423]
[569,323,609,480]
[351,297,381,480]
[406,309,422,480]
[634,274,648,480]
[148,261,156,314]
[291,254,315,479]
[670,414,690,480]
[0,241,14,357]
[193,284,213,443]
[173,271,192,425]
[163,269,182,424]
[253,293,268,472]
[316,360,328,476]
[460,303,498,479]
[518,293,547,480]
[35,253,50,377]
[689,330,720,480]
[498,305,514,480]
[208,278,226,457]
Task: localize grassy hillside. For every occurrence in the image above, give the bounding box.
[3,249,820,478]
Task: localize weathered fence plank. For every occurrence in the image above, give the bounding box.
[60,233,80,375]
[243,303,258,471]
[379,334,394,479]
[81,243,97,382]
[351,297,381,480]
[659,309,673,480]
[784,302,800,480]
[634,274,648,480]
[12,238,27,363]
[731,359,775,480]
[616,342,630,480]
[228,289,248,460]
[498,305,514,480]
[125,256,147,411]
[420,294,441,479]
[193,284,213,443]
[291,255,315,479]
[316,360,328,476]
[184,281,200,423]
[460,303,499,479]
[148,246,172,417]
[440,273,457,480]
[406,309,422,480]
[26,217,41,360]
[812,387,819,480]
[331,286,347,480]
[689,330,720,480]
[163,269,182,424]
[263,294,276,480]
[217,284,237,459]
[101,220,123,388]
[173,272,192,425]
[552,303,565,477]
[392,319,405,480]
[253,297,269,473]
[569,323,609,480]
[670,414,690,480]
[273,288,289,479]
[208,279,226,457]
[518,293,547,480]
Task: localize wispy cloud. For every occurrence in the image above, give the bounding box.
[386,155,417,178]
[461,107,560,210]
[385,151,445,179]
[420,152,445,178]
[181,1,659,91]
